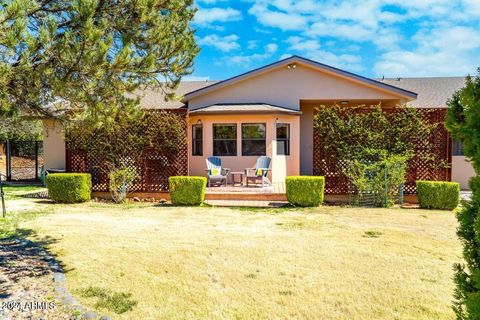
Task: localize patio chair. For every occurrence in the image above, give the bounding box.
[245,156,272,188]
[205,157,230,187]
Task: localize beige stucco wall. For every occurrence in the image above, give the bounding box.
[42,119,66,170]
[452,156,476,190]
[188,114,300,184]
[188,63,407,111]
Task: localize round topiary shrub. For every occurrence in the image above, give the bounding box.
[286,176,325,207]
[46,173,92,203]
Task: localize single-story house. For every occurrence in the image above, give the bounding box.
[42,55,475,191]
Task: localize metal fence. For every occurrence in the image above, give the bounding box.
[2,140,44,181]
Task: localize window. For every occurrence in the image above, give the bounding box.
[213,124,237,156]
[192,124,203,156]
[453,140,464,156]
[276,123,290,155]
[242,123,266,156]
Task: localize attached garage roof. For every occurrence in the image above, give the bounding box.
[188,103,302,115]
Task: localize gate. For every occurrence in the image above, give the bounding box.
[3,140,44,181]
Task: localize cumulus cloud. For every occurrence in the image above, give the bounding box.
[194,7,242,26]
[198,34,240,52]
[374,26,480,77]
[285,36,363,72]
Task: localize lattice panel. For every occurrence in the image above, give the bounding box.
[313,108,451,195]
[66,110,188,192]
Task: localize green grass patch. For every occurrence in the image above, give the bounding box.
[79,287,137,314]
[2,185,46,200]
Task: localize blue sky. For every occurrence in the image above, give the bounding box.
[189,0,480,81]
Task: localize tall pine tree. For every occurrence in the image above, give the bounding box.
[446,72,480,319]
[0,0,198,120]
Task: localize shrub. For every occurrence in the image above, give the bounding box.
[169,176,207,206]
[416,180,460,210]
[109,168,137,203]
[46,173,92,203]
[286,176,325,207]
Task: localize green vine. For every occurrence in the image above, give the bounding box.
[314,104,439,206]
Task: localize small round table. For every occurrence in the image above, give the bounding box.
[230,172,244,186]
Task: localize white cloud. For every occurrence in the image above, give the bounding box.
[194,7,242,26]
[285,36,363,72]
[198,34,240,52]
[247,40,259,50]
[374,26,480,77]
[265,43,278,53]
[248,1,308,31]
[225,44,279,67]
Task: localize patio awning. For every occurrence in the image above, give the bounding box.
[188,103,302,115]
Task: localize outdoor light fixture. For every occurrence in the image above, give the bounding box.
[287,63,297,69]
[197,119,202,124]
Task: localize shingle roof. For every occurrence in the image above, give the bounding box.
[136,77,466,110]
[188,103,302,115]
[133,81,217,109]
[380,77,466,108]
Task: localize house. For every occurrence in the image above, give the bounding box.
[42,56,475,192]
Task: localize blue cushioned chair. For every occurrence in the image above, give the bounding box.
[245,156,271,188]
[205,157,230,187]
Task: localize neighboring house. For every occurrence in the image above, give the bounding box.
[42,56,475,191]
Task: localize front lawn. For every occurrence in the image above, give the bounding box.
[2,200,460,320]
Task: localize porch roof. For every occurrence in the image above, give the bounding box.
[188,103,302,115]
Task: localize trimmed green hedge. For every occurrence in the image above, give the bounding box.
[416,180,460,210]
[286,176,325,207]
[46,173,92,203]
[169,176,207,206]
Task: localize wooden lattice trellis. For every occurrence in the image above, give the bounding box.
[66,109,188,192]
[313,108,451,195]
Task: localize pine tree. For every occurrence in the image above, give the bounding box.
[446,72,480,319]
[0,0,199,120]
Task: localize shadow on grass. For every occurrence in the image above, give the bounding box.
[0,226,70,300]
[79,286,137,314]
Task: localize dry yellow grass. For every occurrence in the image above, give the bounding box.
[22,203,460,320]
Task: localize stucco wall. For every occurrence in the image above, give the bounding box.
[42,119,66,170]
[452,156,476,190]
[188,114,300,184]
[188,63,405,111]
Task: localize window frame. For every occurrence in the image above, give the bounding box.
[276,123,290,156]
[213,123,237,157]
[192,123,203,156]
[241,123,267,156]
[452,139,465,156]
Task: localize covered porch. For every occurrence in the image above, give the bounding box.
[187,103,301,188]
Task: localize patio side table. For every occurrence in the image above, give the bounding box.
[230,171,244,186]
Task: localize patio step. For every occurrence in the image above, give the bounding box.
[204,192,287,201]
[205,200,288,207]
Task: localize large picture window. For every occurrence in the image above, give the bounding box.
[213,124,237,156]
[276,123,290,155]
[192,124,203,156]
[242,123,266,156]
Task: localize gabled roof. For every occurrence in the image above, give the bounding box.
[188,103,302,115]
[183,55,418,102]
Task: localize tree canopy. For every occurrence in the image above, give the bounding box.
[0,0,198,120]
[446,72,480,320]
